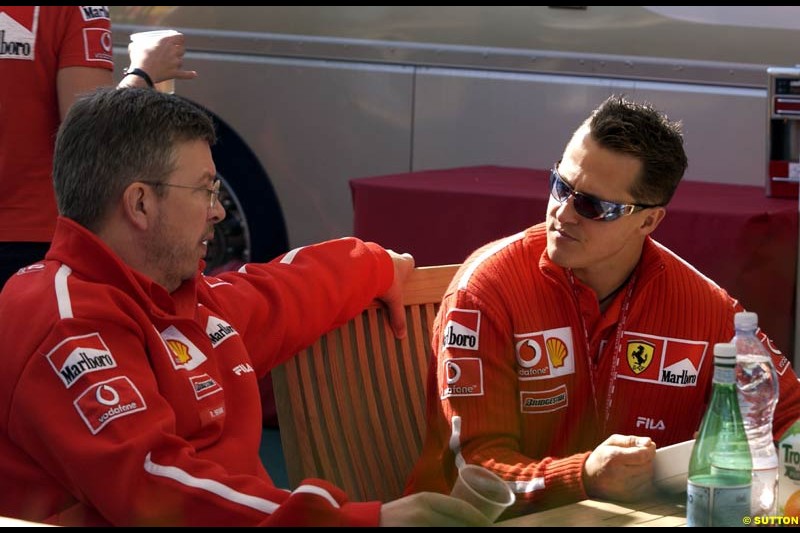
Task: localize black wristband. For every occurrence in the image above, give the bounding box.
[123,67,154,88]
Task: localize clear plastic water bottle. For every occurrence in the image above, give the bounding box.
[687,343,752,527]
[732,311,779,517]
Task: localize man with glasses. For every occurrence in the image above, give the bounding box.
[405,95,800,513]
[0,88,490,527]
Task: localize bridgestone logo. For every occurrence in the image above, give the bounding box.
[524,393,566,407]
[520,384,568,414]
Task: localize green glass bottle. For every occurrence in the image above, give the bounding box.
[687,343,752,527]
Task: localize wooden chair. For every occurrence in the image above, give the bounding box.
[271,264,459,502]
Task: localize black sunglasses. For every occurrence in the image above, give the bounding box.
[549,165,660,222]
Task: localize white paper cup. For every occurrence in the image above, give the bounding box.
[450,464,515,522]
[129,30,180,94]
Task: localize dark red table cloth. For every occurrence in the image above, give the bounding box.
[351,165,798,354]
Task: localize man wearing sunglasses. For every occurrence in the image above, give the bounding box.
[406,95,800,513]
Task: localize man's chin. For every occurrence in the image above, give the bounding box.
[546,245,574,269]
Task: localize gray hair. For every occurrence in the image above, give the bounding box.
[53,87,216,231]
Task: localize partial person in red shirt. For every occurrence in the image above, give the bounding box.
[0,6,196,289]
[0,87,489,527]
[405,95,800,514]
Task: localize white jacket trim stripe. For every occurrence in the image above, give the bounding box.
[291,485,341,508]
[55,264,73,319]
[279,246,306,265]
[457,232,525,290]
[143,452,279,514]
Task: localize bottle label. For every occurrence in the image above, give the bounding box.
[779,421,800,516]
[713,366,735,384]
[687,480,751,526]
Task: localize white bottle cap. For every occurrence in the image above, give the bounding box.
[713,342,736,363]
[734,311,758,329]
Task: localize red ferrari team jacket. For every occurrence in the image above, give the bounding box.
[406,223,800,512]
[0,217,393,526]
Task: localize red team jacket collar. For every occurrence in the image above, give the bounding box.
[44,216,201,318]
[533,224,667,294]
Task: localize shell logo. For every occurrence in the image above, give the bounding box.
[167,339,191,365]
[546,337,568,368]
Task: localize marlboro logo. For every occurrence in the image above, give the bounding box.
[45,332,118,388]
[442,309,480,350]
[617,331,706,387]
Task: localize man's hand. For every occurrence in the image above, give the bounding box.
[376,249,414,339]
[583,434,657,502]
[379,492,491,526]
[127,31,198,85]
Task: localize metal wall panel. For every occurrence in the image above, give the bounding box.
[412,68,765,186]
[171,54,415,247]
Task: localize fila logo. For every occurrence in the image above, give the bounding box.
[233,363,254,376]
[635,416,666,431]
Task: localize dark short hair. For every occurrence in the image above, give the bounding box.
[53,87,217,231]
[588,95,688,206]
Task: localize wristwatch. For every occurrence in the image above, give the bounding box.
[123,67,154,88]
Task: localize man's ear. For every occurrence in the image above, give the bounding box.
[639,207,666,236]
[122,182,155,230]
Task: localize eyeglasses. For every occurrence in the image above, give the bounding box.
[141,178,221,210]
[549,165,659,222]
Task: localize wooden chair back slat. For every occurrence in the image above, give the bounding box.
[272,264,459,501]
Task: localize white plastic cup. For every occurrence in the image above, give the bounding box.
[450,464,515,522]
[129,30,180,94]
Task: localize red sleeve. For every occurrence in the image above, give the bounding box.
[409,287,589,511]
[207,238,394,377]
[9,316,383,527]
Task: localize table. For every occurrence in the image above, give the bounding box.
[351,165,798,357]
[0,515,54,527]
[494,495,686,527]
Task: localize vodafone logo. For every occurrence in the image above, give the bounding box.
[95,384,119,405]
[74,376,146,434]
[445,360,461,384]
[515,338,542,368]
[513,326,575,380]
[100,30,112,52]
[440,357,484,398]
